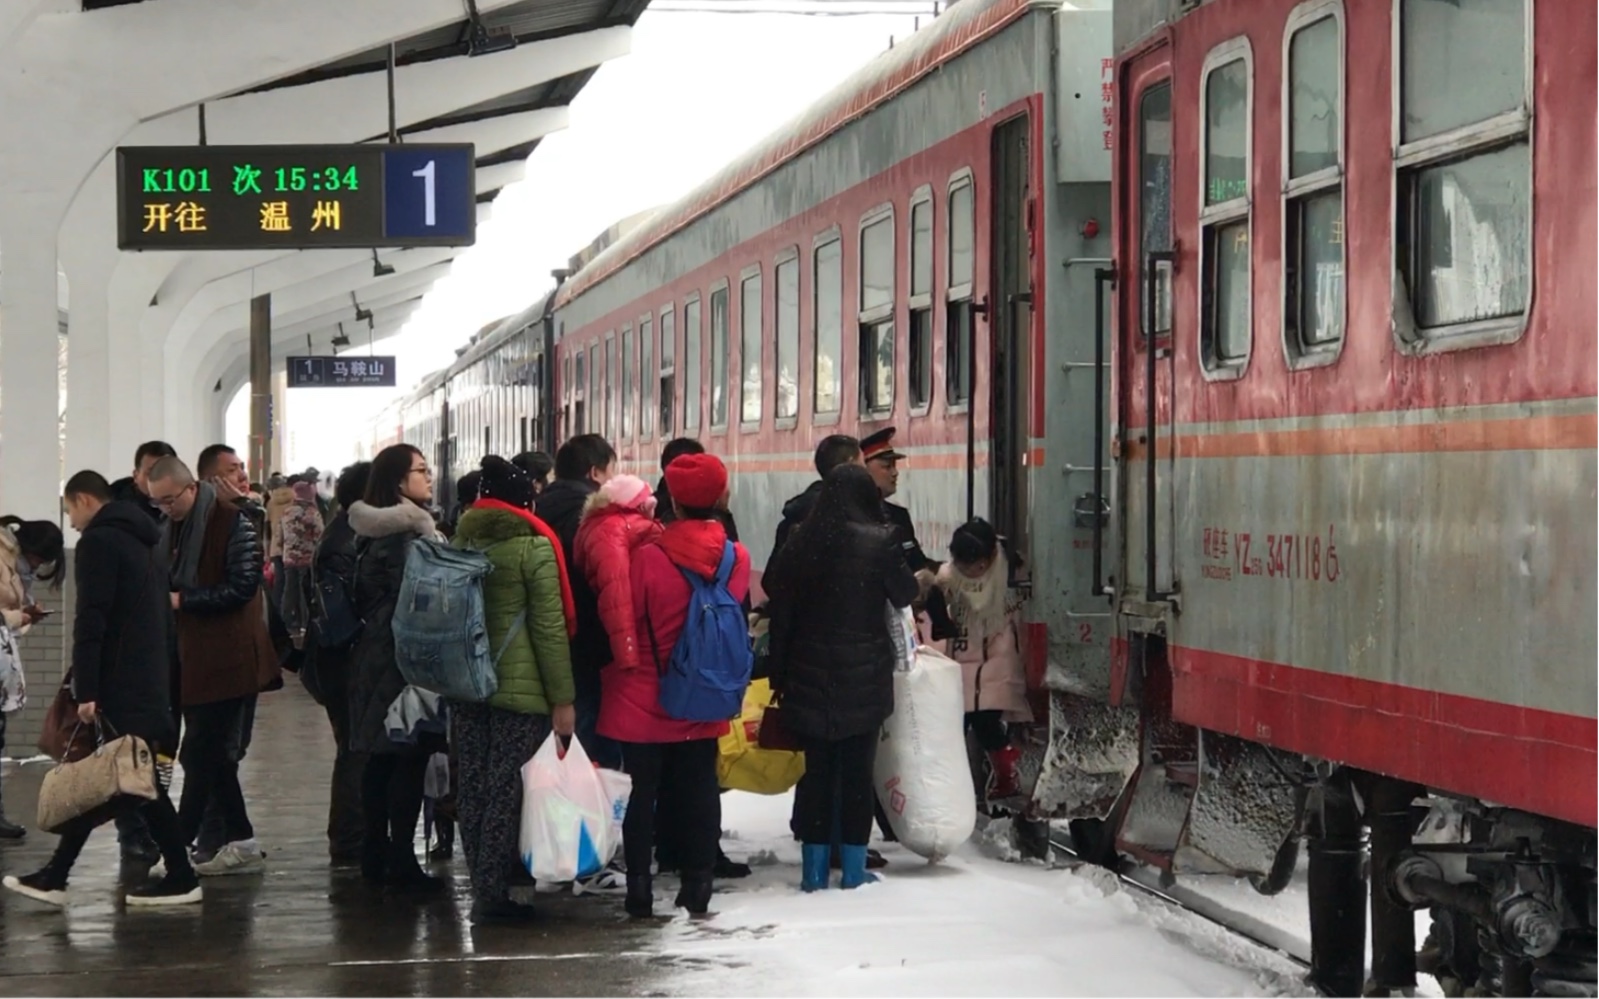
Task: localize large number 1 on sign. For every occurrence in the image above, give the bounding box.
[412,159,436,227]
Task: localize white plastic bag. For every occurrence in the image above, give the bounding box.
[519,733,632,882]
[0,625,25,713]
[874,644,977,861]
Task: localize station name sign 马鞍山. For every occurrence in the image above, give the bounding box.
[288,356,397,389]
[116,144,476,250]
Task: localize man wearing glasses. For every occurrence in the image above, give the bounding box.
[146,457,278,878]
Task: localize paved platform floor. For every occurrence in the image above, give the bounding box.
[0,683,687,997]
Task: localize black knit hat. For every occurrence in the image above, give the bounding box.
[478,455,534,510]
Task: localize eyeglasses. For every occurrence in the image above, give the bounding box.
[151,483,194,509]
[408,465,433,479]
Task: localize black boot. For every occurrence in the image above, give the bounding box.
[385,842,446,895]
[674,870,712,917]
[625,873,655,919]
[713,848,751,879]
[360,834,388,885]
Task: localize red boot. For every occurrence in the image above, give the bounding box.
[986,745,1022,800]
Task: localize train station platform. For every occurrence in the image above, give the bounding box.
[0,684,1312,998]
[0,683,671,998]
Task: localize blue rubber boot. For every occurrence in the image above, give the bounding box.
[801,844,831,892]
[839,844,880,889]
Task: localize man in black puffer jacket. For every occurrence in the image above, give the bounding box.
[768,434,860,572]
[2,472,202,908]
[534,434,620,771]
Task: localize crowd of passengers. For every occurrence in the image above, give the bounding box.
[0,427,1028,921]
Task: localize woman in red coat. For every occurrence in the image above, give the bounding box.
[600,454,749,919]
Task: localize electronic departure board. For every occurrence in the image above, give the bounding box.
[287,355,397,389]
[116,144,475,251]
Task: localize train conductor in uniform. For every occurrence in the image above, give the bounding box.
[860,427,950,632]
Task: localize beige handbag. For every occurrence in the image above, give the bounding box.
[36,721,159,834]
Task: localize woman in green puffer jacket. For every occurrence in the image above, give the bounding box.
[450,455,578,925]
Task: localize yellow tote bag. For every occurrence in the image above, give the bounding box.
[718,678,806,795]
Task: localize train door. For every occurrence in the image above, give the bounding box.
[1119,53,1176,605]
[989,114,1033,553]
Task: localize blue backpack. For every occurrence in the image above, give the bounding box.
[654,541,753,723]
[392,538,523,703]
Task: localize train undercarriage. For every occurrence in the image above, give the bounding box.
[1017,636,1598,998]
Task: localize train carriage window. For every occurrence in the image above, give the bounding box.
[604,334,615,441]
[660,307,677,435]
[640,316,654,443]
[775,251,800,420]
[740,269,762,426]
[859,209,895,417]
[622,327,635,441]
[909,192,934,410]
[587,343,599,436]
[1199,42,1254,374]
[684,297,702,431]
[1395,0,1530,343]
[1284,3,1346,362]
[813,235,843,415]
[710,284,729,429]
[946,176,974,407]
[574,350,586,435]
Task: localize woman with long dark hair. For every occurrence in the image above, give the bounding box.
[346,444,445,893]
[762,464,917,892]
[0,516,62,837]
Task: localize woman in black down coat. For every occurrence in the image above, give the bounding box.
[763,463,917,892]
[346,444,446,895]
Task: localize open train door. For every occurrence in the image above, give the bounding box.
[988,112,1033,559]
[1105,43,1200,875]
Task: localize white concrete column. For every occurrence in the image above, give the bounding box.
[0,212,65,518]
[62,271,110,478]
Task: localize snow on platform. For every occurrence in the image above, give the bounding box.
[649,792,1316,997]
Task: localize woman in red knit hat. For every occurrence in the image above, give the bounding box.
[602,453,750,918]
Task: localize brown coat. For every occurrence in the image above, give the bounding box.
[172,502,277,707]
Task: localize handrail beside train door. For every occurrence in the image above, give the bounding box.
[1143,249,1176,604]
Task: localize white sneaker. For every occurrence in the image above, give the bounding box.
[193,842,265,877]
[572,863,628,897]
[3,872,67,907]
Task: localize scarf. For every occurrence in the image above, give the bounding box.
[941,552,1010,636]
[472,497,577,638]
[167,481,219,590]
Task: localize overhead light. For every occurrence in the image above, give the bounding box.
[213,378,222,393]
[332,322,352,350]
[372,250,395,278]
[351,292,373,324]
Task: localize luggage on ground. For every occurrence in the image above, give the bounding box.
[873,642,977,862]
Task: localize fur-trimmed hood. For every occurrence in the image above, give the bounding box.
[579,474,657,522]
[347,499,439,541]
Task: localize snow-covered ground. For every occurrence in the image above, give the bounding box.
[646,791,1317,997]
